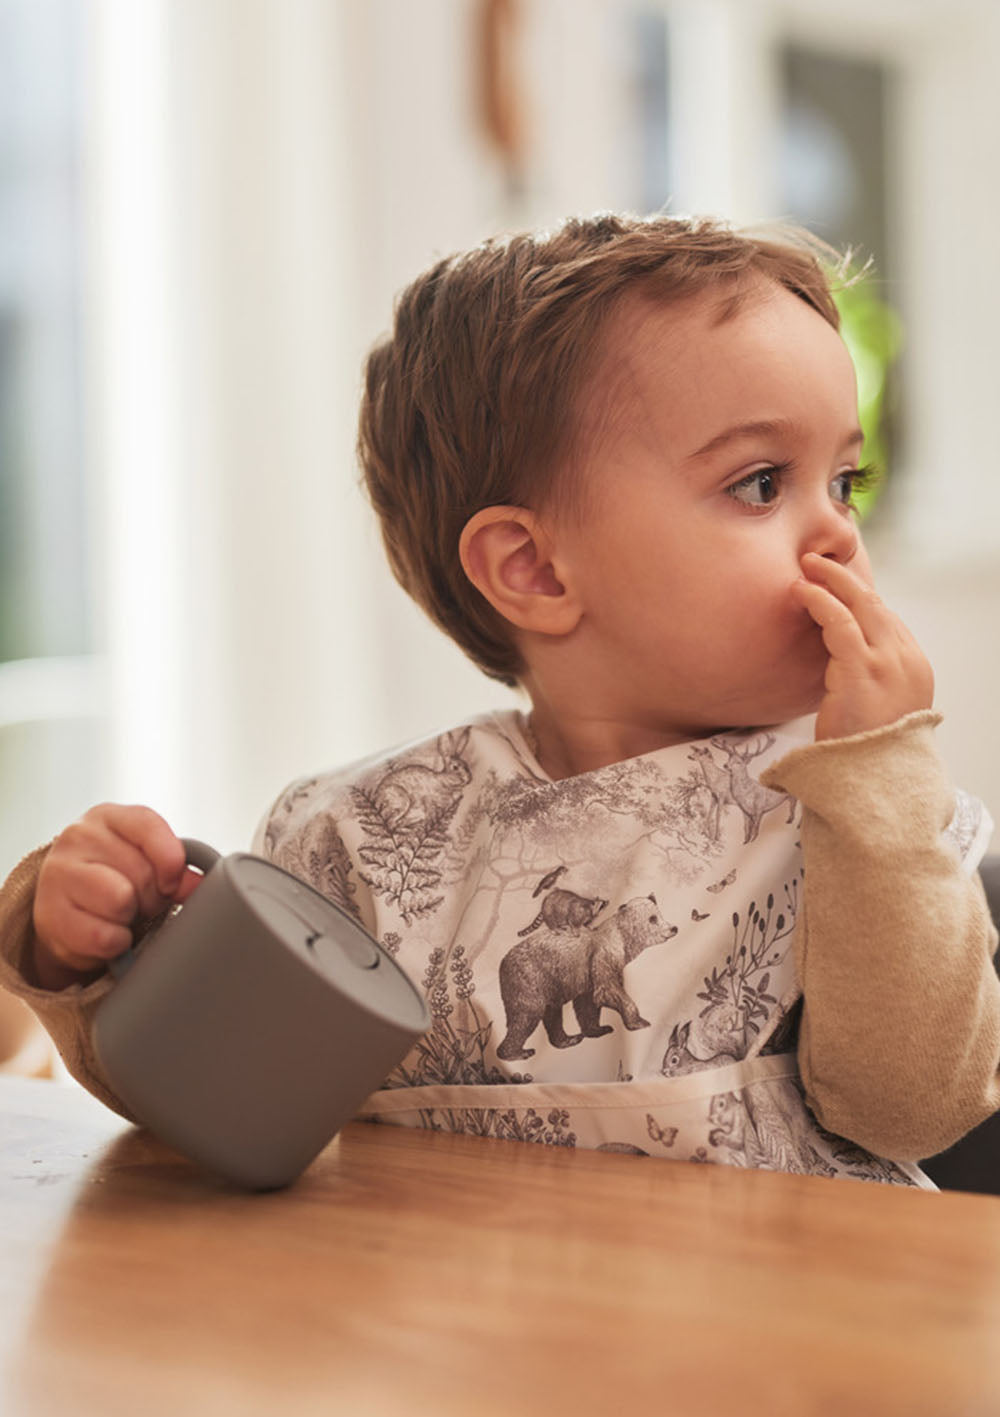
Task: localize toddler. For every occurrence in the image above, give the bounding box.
[3,214,1000,1184]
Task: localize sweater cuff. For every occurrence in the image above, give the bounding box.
[761,709,941,784]
[0,844,113,1010]
[759,710,953,840]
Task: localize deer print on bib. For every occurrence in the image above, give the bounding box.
[689,733,795,844]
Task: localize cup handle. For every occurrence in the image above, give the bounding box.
[179,839,222,874]
[108,838,222,981]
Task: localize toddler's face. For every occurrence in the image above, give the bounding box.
[548,279,872,738]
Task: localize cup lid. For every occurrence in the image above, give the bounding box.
[229,854,429,1031]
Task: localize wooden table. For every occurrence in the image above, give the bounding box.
[3,1076,1000,1416]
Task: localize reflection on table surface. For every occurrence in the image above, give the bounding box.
[2,1074,1000,1417]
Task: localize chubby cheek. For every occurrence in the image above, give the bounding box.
[746,561,811,624]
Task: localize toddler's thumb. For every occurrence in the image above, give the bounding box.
[172,866,204,905]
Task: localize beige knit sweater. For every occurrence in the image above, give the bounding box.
[760,713,1000,1157]
[1,710,998,1160]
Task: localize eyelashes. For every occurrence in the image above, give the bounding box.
[847,462,881,495]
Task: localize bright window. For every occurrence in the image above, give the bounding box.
[0,0,106,872]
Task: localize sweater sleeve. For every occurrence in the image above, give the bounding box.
[0,846,137,1120]
[761,709,1000,1161]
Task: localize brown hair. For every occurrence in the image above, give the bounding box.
[358,213,842,686]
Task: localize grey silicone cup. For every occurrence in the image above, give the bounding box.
[92,843,429,1190]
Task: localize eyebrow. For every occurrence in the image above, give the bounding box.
[688,419,865,461]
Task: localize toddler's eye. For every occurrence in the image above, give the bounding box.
[727,468,781,506]
[830,472,854,504]
[831,464,880,507]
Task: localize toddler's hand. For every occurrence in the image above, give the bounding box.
[793,552,935,742]
[32,804,202,990]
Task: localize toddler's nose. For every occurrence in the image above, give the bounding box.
[802,500,860,566]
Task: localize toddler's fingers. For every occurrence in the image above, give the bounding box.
[799,553,893,648]
[792,577,868,663]
[87,803,189,899]
[40,902,133,972]
[173,866,204,905]
[59,858,149,927]
[48,820,170,922]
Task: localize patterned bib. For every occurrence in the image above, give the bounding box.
[258,710,990,1186]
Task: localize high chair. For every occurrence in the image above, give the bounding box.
[921,856,1000,1194]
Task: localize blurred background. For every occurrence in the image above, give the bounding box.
[1,0,999,874]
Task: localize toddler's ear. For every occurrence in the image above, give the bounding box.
[459,506,582,636]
